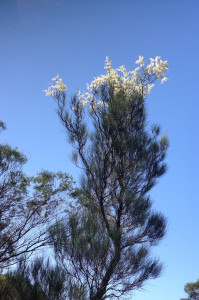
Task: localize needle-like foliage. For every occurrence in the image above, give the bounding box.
[46,56,169,299]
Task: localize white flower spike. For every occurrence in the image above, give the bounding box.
[44,56,168,109]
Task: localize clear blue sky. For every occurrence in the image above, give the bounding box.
[0,0,199,299]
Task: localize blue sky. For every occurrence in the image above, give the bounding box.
[0,0,199,299]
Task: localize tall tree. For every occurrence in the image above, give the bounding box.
[45,55,169,299]
[0,121,73,269]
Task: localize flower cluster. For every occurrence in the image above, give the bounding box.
[44,56,168,110]
[87,56,168,99]
[43,75,67,97]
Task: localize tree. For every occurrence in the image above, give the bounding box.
[181,279,199,300]
[45,55,169,299]
[0,257,67,300]
[0,121,73,269]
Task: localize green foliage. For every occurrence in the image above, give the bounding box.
[50,210,111,290]
[0,121,74,268]
[0,258,67,300]
[0,121,6,132]
[181,279,199,300]
[0,56,169,298]
[49,64,169,299]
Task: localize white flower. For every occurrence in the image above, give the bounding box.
[145,83,155,94]
[43,75,67,97]
[135,56,145,66]
[51,78,67,91]
[161,77,168,84]
[146,64,153,74]
[43,87,52,96]
[51,74,60,81]
[104,56,112,72]
[80,100,87,108]
[44,56,168,107]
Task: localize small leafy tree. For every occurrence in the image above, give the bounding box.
[45,55,169,299]
[0,121,73,269]
[181,279,199,300]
